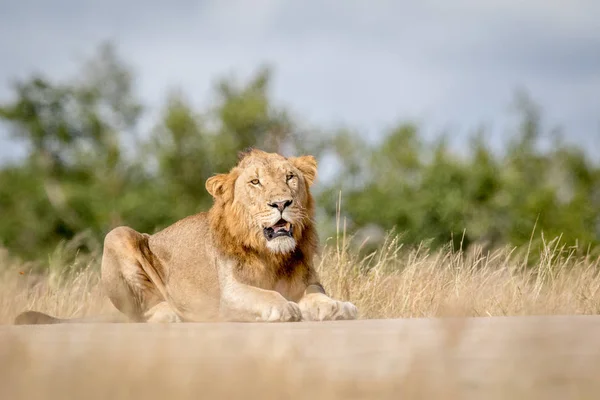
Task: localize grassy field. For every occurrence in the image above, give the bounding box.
[2,231,599,324]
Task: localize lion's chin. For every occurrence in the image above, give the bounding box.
[265,236,297,254]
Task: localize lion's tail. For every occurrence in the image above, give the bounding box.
[14,310,128,325]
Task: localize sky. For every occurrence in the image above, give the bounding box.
[1,0,599,162]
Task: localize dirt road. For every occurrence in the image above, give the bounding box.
[2,316,600,399]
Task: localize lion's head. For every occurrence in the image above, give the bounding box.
[206,149,318,258]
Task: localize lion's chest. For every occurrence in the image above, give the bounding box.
[273,278,305,302]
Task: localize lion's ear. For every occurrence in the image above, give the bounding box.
[290,155,317,186]
[205,174,230,198]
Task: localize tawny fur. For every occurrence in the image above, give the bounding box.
[15,149,358,324]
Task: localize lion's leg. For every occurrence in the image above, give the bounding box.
[218,260,302,322]
[101,226,170,323]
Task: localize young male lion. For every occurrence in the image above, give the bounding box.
[15,149,357,324]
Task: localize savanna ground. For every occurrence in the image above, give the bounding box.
[2,232,600,399]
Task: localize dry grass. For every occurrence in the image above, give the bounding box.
[1,231,600,323]
[0,246,114,324]
[319,233,600,319]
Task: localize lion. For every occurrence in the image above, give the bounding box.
[15,149,358,324]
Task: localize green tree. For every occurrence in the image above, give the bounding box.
[0,43,144,258]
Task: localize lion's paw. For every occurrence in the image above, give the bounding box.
[145,303,182,323]
[258,301,302,322]
[299,294,358,321]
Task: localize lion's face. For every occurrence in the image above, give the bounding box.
[206,150,317,254]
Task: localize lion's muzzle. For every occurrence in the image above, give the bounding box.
[263,219,293,241]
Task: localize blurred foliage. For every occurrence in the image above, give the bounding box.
[0,43,599,262]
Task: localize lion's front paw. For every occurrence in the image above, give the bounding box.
[258,300,302,322]
[299,294,358,321]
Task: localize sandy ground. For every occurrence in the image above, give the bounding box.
[2,316,600,399]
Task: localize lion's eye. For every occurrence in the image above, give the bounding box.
[286,174,294,181]
[250,179,260,185]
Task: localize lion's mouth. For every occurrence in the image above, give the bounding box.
[263,219,293,241]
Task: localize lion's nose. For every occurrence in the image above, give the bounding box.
[268,199,292,212]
